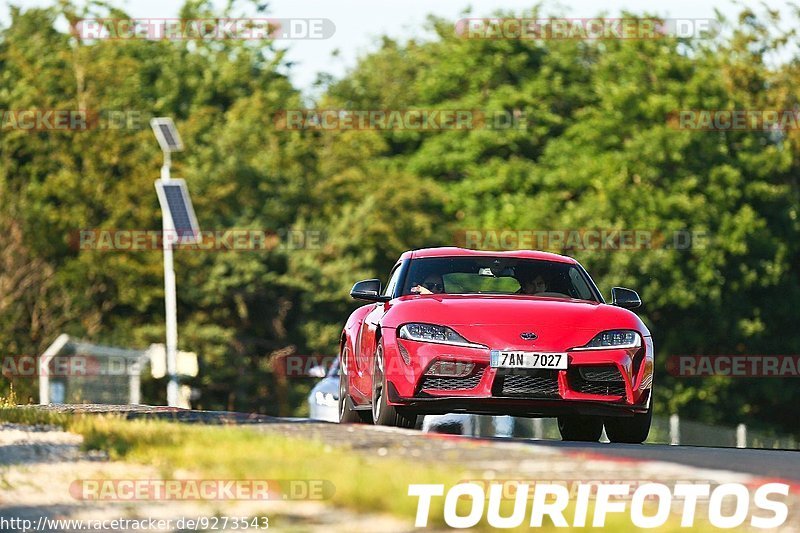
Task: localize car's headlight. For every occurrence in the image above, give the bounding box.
[314,391,337,407]
[573,330,641,350]
[399,323,482,348]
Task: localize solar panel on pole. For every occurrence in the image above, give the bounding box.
[151,118,184,152]
[155,179,201,244]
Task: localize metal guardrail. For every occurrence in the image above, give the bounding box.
[437,414,799,450]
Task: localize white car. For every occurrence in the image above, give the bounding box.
[308,359,340,422]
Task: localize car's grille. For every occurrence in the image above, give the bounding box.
[570,365,626,397]
[495,372,560,398]
[419,369,484,391]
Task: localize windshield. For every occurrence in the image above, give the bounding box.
[400,257,598,301]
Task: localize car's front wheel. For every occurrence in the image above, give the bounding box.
[604,409,652,444]
[372,340,417,429]
[557,415,604,442]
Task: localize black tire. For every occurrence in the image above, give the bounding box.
[338,364,371,424]
[604,409,652,444]
[372,340,417,429]
[557,415,604,442]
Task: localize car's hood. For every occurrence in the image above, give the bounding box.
[386,294,640,328]
[384,294,647,351]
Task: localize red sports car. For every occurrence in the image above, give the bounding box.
[338,247,654,443]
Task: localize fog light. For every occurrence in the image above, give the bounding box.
[425,361,475,377]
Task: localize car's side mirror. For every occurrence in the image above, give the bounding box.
[611,287,642,309]
[350,279,390,302]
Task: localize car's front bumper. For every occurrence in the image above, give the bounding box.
[382,329,653,417]
[387,382,650,417]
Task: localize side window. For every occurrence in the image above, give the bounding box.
[383,264,403,297]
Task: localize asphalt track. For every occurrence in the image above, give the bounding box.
[518,439,800,483]
[32,404,800,486]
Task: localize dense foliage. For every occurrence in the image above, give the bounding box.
[1,1,798,435]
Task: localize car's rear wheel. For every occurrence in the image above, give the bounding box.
[372,340,417,429]
[338,358,372,424]
[604,409,652,444]
[557,415,604,442]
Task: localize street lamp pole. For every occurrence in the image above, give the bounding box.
[160,151,179,408]
[151,118,186,408]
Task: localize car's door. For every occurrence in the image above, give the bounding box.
[351,263,403,400]
[350,303,378,400]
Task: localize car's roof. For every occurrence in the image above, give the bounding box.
[399,247,577,264]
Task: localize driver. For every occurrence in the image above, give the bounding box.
[519,274,548,295]
[411,274,445,295]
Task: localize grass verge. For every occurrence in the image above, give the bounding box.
[0,407,461,524]
[0,406,742,532]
